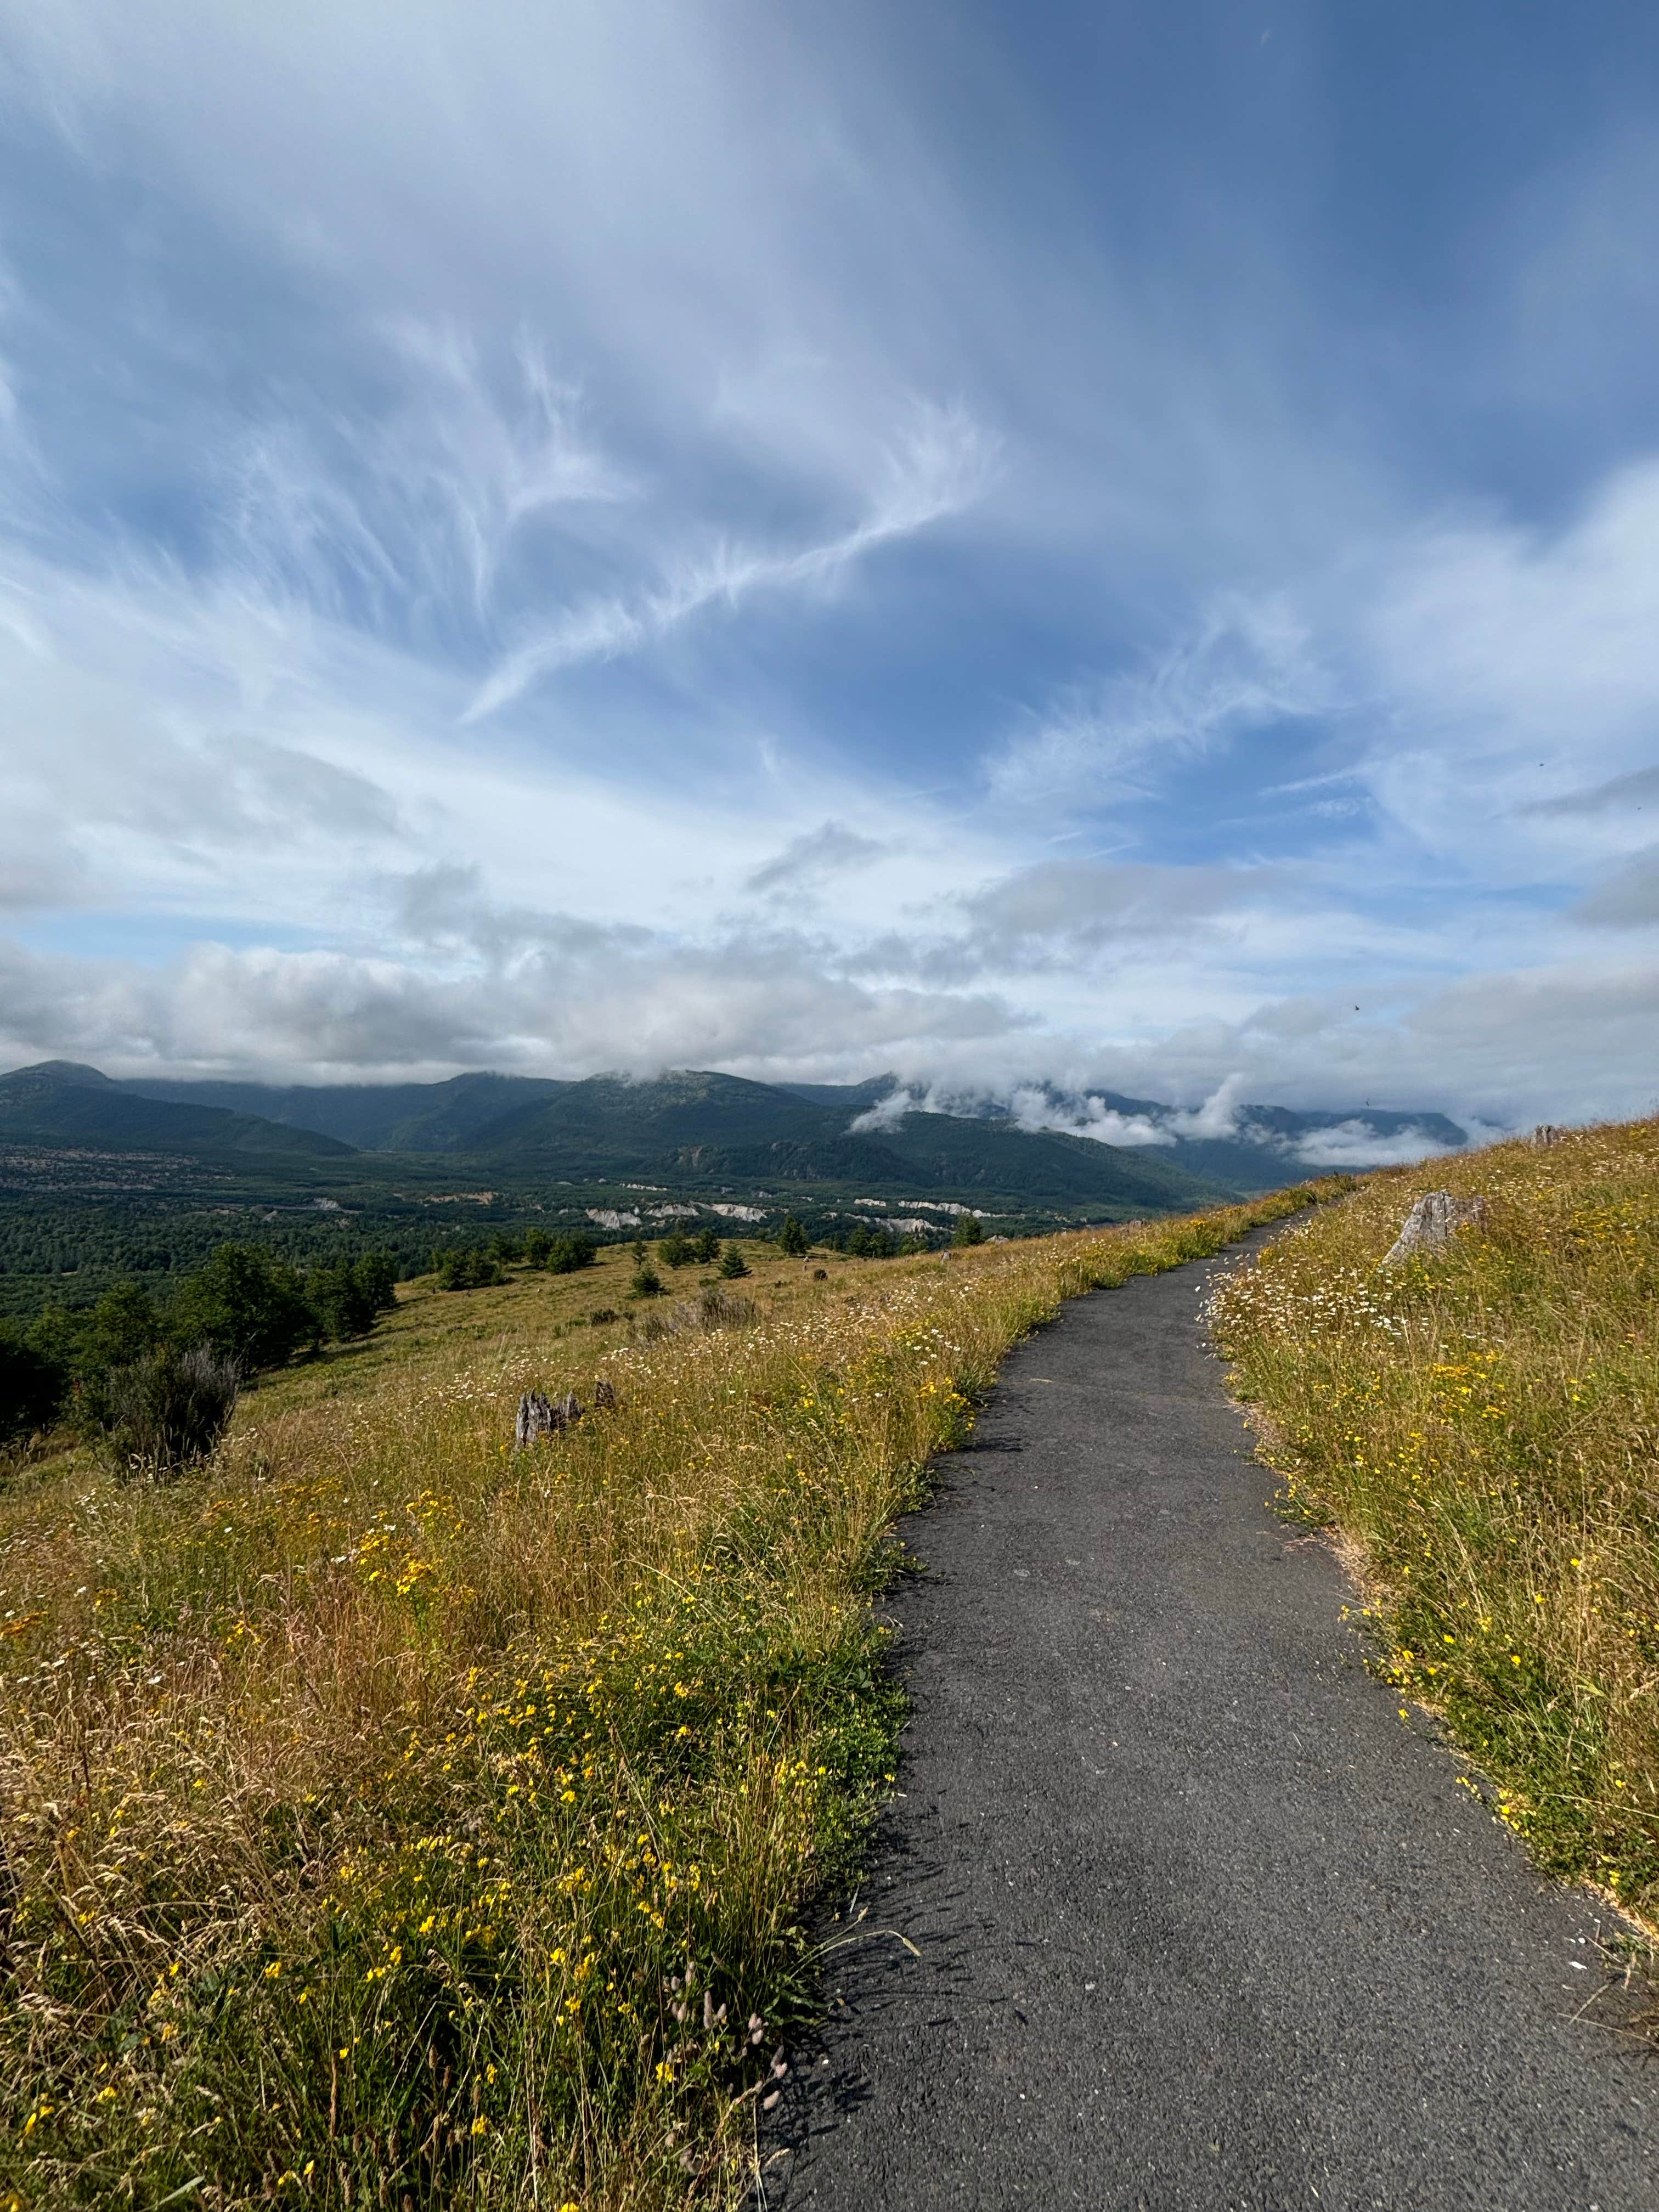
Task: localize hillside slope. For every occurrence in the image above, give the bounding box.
[875,1109,1233,1206]
[0,1062,357,1159]
[0,1194,1317,2208]
[125,1070,566,1150]
[1210,1117,1659,1927]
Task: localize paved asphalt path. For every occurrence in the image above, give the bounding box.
[764,1232,1657,2211]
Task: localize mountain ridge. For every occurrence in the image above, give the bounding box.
[114,1062,1466,1175]
[0,1062,358,1160]
[3,1060,1469,1206]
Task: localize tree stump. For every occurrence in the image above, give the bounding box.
[1380,1190,1489,1266]
[515,1390,554,1449]
[515,1390,583,1448]
[593,1378,617,1411]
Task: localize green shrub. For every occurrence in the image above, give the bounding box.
[693,1226,720,1265]
[303,1255,394,1342]
[718,1244,751,1280]
[629,1262,664,1300]
[99,1342,240,1477]
[522,1227,553,1269]
[659,1231,695,1268]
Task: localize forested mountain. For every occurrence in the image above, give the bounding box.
[0,1057,1470,1321]
[124,1070,566,1152]
[10,1061,1466,1198]
[0,1063,355,1159]
[29,1065,1234,1209]
[113,1064,1463,1187]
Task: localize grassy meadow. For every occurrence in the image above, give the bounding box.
[1211,1118,1659,1934]
[0,1194,1316,2211]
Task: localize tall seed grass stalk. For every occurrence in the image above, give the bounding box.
[1,1193,1314,2209]
[1210,1120,1659,1932]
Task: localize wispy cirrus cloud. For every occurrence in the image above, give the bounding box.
[462,401,997,719]
[988,597,1332,808]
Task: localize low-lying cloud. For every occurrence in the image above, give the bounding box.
[1007,1088,1175,1147]
[1289,1121,1462,1170]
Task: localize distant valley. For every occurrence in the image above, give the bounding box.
[0,1058,1466,1317]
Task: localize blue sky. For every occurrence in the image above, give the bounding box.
[1,1,1657,1129]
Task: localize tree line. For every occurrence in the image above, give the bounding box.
[0,1244,399,1464]
[1,1206,993,1459]
[429,1227,599,1289]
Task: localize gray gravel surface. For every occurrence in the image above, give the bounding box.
[763,1233,1657,2211]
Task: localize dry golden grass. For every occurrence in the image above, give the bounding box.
[1210,1121,1659,1934]
[0,1201,1314,2210]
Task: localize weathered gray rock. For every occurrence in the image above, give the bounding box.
[1530,1124,1565,1148]
[1380,1190,1489,1266]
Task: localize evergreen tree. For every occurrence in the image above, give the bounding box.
[951,1212,986,1248]
[0,1324,65,1443]
[75,1281,165,1380]
[433,1246,504,1291]
[777,1215,810,1257]
[170,1244,318,1368]
[717,1244,751,1280]
[304,1251,397,1341]
[353,1251,399,1314]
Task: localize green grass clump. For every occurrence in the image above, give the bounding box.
[1210,1120,1659,1923]
[0,1197,1316,2209]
